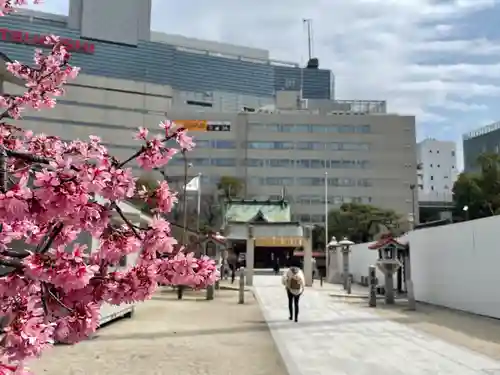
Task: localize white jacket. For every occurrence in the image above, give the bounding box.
[281,267,305,295]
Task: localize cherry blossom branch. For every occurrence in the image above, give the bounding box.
[38,223,64,254]
[112,203,142,239]
[0,146,7,193]
[5,150,51,165]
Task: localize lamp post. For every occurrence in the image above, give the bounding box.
[463,205,469,221]
[338,237,354,292]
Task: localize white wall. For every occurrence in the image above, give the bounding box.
[349,242,384,284]
[409,215,500,319]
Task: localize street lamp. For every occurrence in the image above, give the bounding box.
[463,205,469,221]
[338,237,354,292]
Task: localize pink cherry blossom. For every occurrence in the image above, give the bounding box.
[0,3,217,373]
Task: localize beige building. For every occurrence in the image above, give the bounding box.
[1,70,417,224]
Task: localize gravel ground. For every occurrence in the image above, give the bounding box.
[335,297,500,361]
[27,288,288,375]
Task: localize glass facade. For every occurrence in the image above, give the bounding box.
[463,128,500,172]
[1,15,333,100]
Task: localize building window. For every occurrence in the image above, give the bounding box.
[296,177,325,186]
[294,124,310,132]
[310,160,325,168]
[191,158,211,167]
[452,150,455,156]
[355,125,371,133]
[268,159,293,168]
[264,177,294,185]
[357,179,372,187]
[211,158,236,167]
[245,159,265,167]
[431,186,434,190]
[329,178,356,187]
[213,140,236,149]
[296,142,324,150]
[295,159,310,168]
[247,141,294,149]
[430,176,434,180]
[195,140,210,148]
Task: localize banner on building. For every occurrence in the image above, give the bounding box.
[174,120,231,132]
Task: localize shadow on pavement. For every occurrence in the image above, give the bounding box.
[93,315,385,342]
[352,299,500,360]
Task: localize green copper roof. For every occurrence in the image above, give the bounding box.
[225,200,291,223]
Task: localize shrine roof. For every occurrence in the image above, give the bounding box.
[368,233,407,250]
[225,199,291,223]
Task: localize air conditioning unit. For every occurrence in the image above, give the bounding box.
[300,98,308,109]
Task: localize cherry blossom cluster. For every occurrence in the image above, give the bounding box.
[0,0,42,16]
[0,7,219,375]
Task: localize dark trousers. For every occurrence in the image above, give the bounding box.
[230,266,236,284]
[287,289,301,321]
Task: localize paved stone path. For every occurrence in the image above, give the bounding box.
[253,275,500,375]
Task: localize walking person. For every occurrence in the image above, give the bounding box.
[282,261,305,322]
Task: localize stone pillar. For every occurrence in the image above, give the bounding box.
[368,265,377,307]
[385,271,395,304]
[245,225,254,286]
[405,253,416,310]
[303,227,313,287]
[342,249,350,290]
[238,268,245,304]
[327,249,342,284]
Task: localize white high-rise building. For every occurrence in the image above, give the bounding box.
[416,139,458,202]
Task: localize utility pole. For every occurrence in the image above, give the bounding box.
[302,18,313,61]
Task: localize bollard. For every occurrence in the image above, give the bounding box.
[346,274,352,294]
[320,274,323,287]
[206,284,214,300]
[238,267,245,304]
[177,285,184,300]
[368,266,377,307]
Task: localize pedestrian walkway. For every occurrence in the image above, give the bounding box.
[253,275,500,375]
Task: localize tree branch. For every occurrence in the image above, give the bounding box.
[112,203,141,239]
[5,150,51,165]
[38,223,64,254]
[0,146,7,193]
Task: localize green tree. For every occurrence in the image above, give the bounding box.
[452,153,500,220]
[217,176,244,198]
[327,203,401,243]
[311,225,326,249]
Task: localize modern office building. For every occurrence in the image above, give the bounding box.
[463,121,500,172]
[416,139,457,203]
[0,0,418,223]
[0,0,333,112]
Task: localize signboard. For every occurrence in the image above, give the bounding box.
[0,28,95,54]
[255,236,303,247]
[174,120,231,132]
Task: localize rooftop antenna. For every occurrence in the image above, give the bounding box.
[302,18,313,61]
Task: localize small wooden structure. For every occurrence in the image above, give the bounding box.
[368,233,409,303]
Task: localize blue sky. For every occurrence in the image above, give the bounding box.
[21,0,500,170]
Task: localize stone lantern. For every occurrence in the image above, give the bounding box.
[326,236,341,283]
[369,234,404,304]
